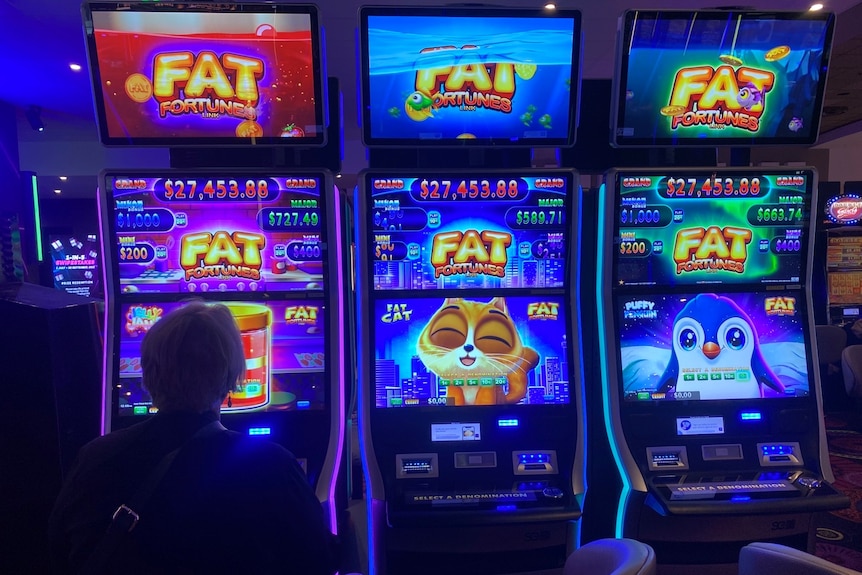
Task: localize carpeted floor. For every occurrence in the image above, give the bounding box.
[815,412,862,570]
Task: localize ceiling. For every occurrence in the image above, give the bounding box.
[2,0,862,199]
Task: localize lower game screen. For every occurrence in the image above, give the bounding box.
[374,294,570,407]
[618,291,810,402]
[117,299,326,416]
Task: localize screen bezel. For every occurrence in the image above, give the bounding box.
[82,1,327,147]
[611,9,836,148]
[362,169,576,410]
[610,167,816,290]
[614,288,816,410]
[369,291,575,411]
[112,297,330,417]
[358,5,582,148]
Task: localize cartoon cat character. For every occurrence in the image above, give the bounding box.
[418,297,539,405]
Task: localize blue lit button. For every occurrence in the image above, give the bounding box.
[249,427,271,436]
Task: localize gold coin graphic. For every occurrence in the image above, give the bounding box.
[124,73,152,103]
[765,45,791,62]
[660,105,686,117]
[718,54,743,66]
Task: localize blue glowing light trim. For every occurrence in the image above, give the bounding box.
[498,418,519,427]
[740,411,762,421]
[596,182,633,539]
[731,496,751,502]
[762,444,793,455]
[297,400,311,409]
[248,427,271,436]
[496,505,517,512]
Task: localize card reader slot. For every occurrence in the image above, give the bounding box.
[396,453,439,479]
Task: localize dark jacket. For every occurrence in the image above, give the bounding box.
[49,411,339,575]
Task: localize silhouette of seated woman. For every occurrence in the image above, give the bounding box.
[49,301,340,574]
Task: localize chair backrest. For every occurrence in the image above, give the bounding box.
[817,325,848,366]
[842,344,862,398]
[563,538,656,575]
[739,542,862,575]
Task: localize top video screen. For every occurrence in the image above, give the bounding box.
[613,10,834,146]
[360,7,581,146]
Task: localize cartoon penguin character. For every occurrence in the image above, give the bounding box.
[657,294,784,400]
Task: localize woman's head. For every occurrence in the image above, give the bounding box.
[141,301,246,413]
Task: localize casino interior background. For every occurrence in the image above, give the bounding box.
[3,0,862,574]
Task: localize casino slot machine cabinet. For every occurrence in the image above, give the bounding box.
[596,167,849,574]
[356,6,585,574]
[98,170,345,522]
[85,1,348,536]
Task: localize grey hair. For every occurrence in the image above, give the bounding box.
[141,301,246,413]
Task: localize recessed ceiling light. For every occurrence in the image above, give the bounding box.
[544,2,556,9]
[69,63,82,71]
[59,176,67,181]
[810,3,824,10]
[53,189,62,195]
[336,173,343,179]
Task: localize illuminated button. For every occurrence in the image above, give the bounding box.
[467,378,479,386]
[133,405,148,415]
[453,379,465,387]
[683,374,695,381]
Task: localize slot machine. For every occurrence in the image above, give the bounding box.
[85,1,348,533]
[355,5,585,574]
[597,167,849,573]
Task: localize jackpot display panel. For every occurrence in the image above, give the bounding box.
[609,168,814,288]
[612,10,835,147]
[108,173,325,295]
[357,169,584,574]
[359,6,582,147]
[83,2,326,146]
[369,173,569,290]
